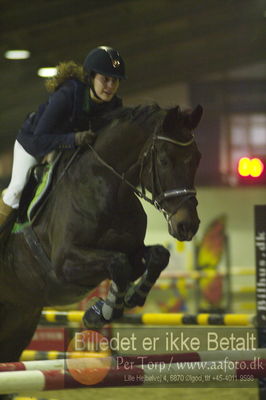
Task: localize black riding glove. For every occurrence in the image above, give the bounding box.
[75,130,96,147]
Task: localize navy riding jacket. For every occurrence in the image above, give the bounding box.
[17,79,123,158]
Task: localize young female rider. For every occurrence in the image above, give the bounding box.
[0,46,126,234]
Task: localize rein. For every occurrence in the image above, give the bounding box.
[87,143,156,207]
[29,127,196,226]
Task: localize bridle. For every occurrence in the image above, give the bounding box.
[87,126,197,222]
[138,131,197,220]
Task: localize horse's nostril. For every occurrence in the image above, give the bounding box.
[179,223,187,236]
[177,222,196,241]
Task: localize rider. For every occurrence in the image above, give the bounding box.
[0,46,126,234]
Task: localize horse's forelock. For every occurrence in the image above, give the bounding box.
[162,106,201,140]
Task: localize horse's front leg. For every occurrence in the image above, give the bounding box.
[124,245,170,308]
[58,248,132,325]
[99,251,132,322]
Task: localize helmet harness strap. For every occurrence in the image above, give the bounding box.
[89,76,103,101]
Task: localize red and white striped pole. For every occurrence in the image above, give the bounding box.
[2,348,266,371]
[0,358,266,393]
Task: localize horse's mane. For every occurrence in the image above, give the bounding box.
[104,103,162,126]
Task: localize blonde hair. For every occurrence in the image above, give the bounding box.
[45,61,86,92]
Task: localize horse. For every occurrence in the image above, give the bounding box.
[0,103,202,373]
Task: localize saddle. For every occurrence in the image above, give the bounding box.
[14,152,62,230]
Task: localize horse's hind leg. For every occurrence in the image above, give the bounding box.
[0,303,42,362]
[124,245,170,308]
[0,303,42,398]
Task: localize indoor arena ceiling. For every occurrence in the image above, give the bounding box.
[1,0,266,150]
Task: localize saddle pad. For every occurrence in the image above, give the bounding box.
[27,152,62,222]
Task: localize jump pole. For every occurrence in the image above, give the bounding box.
[19,348,266,364]
[0,367,144,393]
[13,397,55,400]
[20,349,109,361]
[40,310,255,326]
[255,205,266,400]
[1,359,266,393]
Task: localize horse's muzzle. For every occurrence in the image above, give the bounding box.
[168,206,200,241]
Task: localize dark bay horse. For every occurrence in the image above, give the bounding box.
[0,103,202,370]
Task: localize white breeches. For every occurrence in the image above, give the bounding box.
[3,140,37,209]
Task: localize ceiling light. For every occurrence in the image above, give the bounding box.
[4,50,31,60]
[37,67,57,78]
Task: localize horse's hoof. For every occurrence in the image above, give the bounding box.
[83,297,107,329]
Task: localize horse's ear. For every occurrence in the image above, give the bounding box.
[162,106,180,133]
[185,105,203,130]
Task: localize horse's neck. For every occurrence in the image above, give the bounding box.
[94,121,151,176]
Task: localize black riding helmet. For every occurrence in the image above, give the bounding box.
[83,46,126,80]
